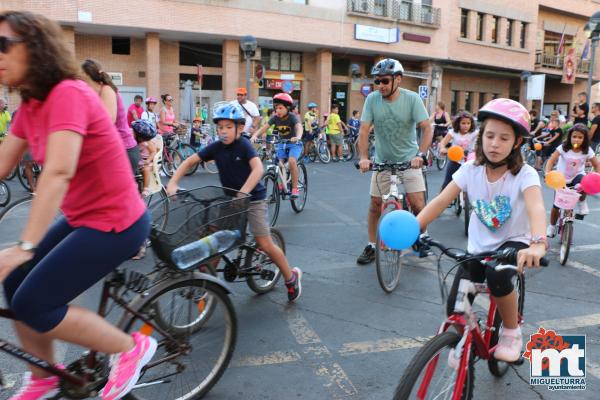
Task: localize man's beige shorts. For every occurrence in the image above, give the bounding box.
[247,200,271,237]
[369,168,426,197]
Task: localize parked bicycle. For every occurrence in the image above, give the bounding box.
[306,130,331,163]
[393,235,547,400]
[0,193,237,400]
[263,139,309,226]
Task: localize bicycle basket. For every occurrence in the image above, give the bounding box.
[174,124,189,136]
[554,188,580,210]
[149,186,249,267]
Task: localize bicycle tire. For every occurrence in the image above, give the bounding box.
[342,138,354,161]
[203,160,219,174]
[559,221,573,265]
[423,170,429,202]
[318,141,331,163]
[0,181,10,207]
[290,163,308,213]
[6,167,16,180]
[436,155,447,170]
[393,331,474,400]
[145,187,169,233]
[488,273,525,377]
[263,172,280,227]
[179,143,199,176]
[17,160,36,192]
[308,144,317,162]
[120,276,237,400]
[375,204,403,293]
[463,193,470,237]
[245,228,285,294]
[161,149,183,177]
[454,196,462,216]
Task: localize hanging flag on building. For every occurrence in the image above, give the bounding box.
[582,39,590,59]
[557,25,567,55]
[561,48,578,84]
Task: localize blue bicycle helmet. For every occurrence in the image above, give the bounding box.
[307,102,318,108]
[212,103,246,124]
[131,119,157,141]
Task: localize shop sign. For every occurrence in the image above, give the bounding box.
[355,24,399,44]
[360,84,373,97]
[108,72,123,86]
[265,79,302,91]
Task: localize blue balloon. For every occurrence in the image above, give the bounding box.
[378,210,420,250]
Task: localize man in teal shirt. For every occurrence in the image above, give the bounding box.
[357,58,433,263]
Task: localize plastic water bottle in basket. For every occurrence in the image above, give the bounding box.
[172,230,241,270]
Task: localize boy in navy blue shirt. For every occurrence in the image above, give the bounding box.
[167,103,302,302]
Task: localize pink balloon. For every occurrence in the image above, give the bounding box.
[581,173,600,195]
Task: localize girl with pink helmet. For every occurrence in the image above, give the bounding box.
[416,98,547,363]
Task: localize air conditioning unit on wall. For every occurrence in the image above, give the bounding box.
[353,0,371,13]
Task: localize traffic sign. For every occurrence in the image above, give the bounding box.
[418,85,428,99]
[255,64,264,81]
[281,80,294,93]
[360,84,373,97]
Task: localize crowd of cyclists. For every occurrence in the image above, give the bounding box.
[0,9,598,400]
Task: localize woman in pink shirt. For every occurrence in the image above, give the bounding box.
[0,11,155,400]
[158,93,180,135]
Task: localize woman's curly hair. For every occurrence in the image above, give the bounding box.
[0,11,79,101]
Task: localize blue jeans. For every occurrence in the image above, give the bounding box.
[275,142,303,161]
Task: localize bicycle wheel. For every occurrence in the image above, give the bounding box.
[17,161,35,192]
[6,167,16,180]
[463,193,470,237]
[423,170,429,202]
[393,331,474,400]
[0,181,10,207]
[318,140,331,163]
[290,163,308,213]
[308,143,317,162]
[145,187,169,232]
[203,160,219,174]
[559,221,573,265]
[342,138,354,161]
[375,204,403,293]
[453,196,462,217]
[121,277,236,400]
[161,149,183,177]
[436,155,447,170]
[245,228,285,294]
[179,143,199,176]
[263,172,280,227]
[488,273,525,377]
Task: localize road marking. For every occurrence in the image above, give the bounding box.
[315,363,358,398]
[535,313,600,332]
[339,336,432,356]
[569,243,600,252]
[232,351,301,367]
[287,311,322,345]
[566,259,600,279]
[2,373,17,389]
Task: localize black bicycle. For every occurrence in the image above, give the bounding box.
[0,195,237,400]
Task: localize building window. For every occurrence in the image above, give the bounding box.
[520,22,527,48]
[374,0,387,17]
[179,73,222,90]
[451,90,459,116]
[492,93,499,99]
[476,13,484,41]
[491,16,499,43]
[479,92,486,109]
[262,49,302,72]
[507,19,514,46]
[460,9,469,38]
[179,43,222,67]
[112,37,130,55]
[465,92,472,113]
[543,31,574,57]
[332,58,350,75]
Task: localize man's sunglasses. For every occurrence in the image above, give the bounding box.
[166,98,173,101]
[374,78,392,85]
[0,36,24,54]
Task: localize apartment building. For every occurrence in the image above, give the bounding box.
[2,0,600,121]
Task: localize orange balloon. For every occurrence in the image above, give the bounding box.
[534,143,542,151]
[545,170,566,190]
[447,145,465,162]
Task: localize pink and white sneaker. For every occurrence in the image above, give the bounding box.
[9,368,63,400]
[494,328,523,362]
[101,332,157,400]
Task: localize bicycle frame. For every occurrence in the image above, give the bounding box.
[381,172,403,210]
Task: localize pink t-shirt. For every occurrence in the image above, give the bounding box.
[127,103,144,127]
[10,79,146,232]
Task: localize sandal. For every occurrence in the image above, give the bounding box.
[132,246,146,260]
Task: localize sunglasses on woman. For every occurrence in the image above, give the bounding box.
[374,78,392,85]
[0,36,24,54]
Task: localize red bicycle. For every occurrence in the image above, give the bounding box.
[393,235,547,399]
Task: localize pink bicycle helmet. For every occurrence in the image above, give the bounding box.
[145,96,157,104]
[477,98,531,137]
[273,93,294,108]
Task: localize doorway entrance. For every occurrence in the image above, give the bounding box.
[331,83,349,122]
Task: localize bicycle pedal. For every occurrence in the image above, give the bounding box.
[511,356,525,366]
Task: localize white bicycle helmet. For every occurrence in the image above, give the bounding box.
[371,58,404,77]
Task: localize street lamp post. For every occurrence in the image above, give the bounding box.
[240,35,258,96]
[584,11,600,103]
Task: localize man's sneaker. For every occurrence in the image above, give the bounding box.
[290,188,300,199]
[546,224,557,238]
[494,328,523,362]
[357,244,375,265]
[285,267,302,302]
[577,199,590,215]
[9,367,64,400]
[101,332,157,400]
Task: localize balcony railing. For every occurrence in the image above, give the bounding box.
[535,51,591,75]
[347,0,441,27]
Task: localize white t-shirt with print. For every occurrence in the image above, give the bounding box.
[141,111,158,128]
[555,145,594,183]
[453,161,540,253]
[232,100,259,133]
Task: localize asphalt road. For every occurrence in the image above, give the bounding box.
[0,159,599,400]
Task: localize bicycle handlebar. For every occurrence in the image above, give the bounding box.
[353,161,412,172]
[420,235,548,268]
